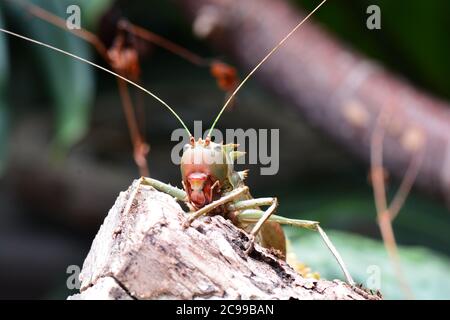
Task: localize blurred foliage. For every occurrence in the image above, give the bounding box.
[287,229,450,299]
[0,0,111,157]
[0,0,448,162]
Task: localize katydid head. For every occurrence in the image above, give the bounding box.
[180,137,233,208]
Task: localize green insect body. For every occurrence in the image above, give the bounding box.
[142,137,355,288]
[137,138,321,276]
[179,137,287,256]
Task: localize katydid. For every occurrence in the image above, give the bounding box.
[0,0,354,285]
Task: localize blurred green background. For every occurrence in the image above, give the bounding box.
[0,0,448,299]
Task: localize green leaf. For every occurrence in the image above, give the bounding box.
[0,8,10,175]
[4,0,102,153]
[286,229,450,299]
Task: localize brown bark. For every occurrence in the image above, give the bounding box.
[68,180,380,300]
[177,0,450,204]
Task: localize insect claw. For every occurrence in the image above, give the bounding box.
[182,218,192,229]
[238,170,249,180]
[244,234,256,255]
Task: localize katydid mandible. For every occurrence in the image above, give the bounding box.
[0,0,354,285]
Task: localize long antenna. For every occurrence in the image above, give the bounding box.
[207,0,327,137]
[0,28,192,136]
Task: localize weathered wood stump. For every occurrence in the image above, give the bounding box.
[68,180,379,300]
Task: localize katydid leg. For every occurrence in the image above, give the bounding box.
[238,210,355,285]
[184,186,249,228]
[140,177,187,201]
[229,198,278,254]
[227,198,275,211]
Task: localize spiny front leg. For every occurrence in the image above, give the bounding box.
[237,210,355,285]
[183,186,249,228]
[140,177,187,201]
